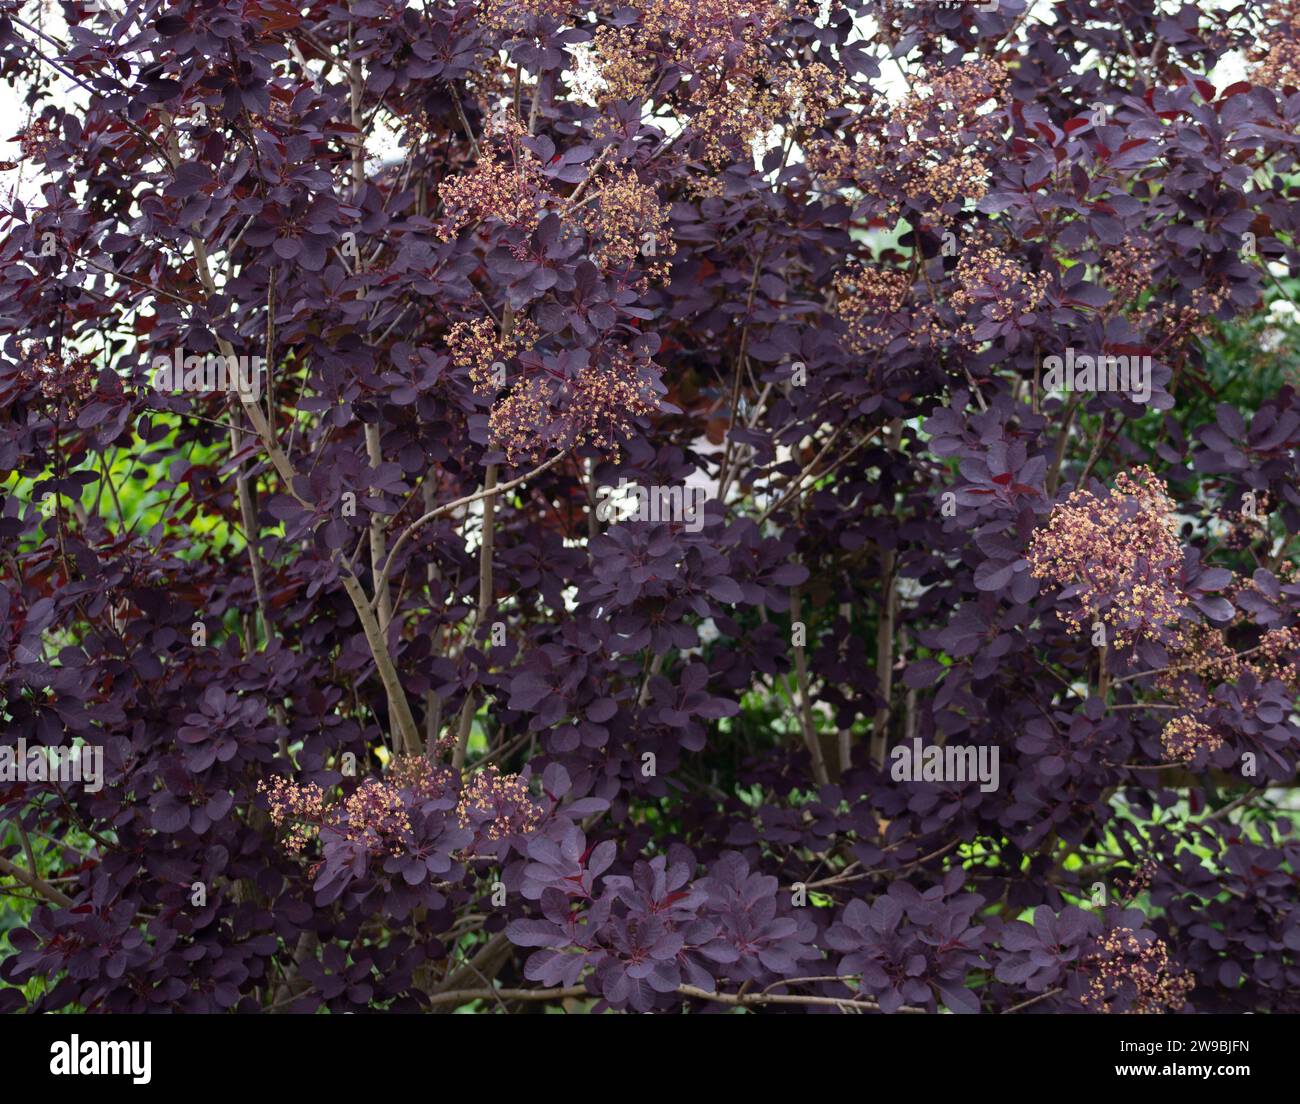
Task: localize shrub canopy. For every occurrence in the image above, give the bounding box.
[2,0,1300,1014]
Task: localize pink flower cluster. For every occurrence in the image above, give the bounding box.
[1081,928,1194,1014]
[456,765,544,842]
[1028,468,1185,650]
[260,754,539,862]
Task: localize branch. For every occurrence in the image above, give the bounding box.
[151,108,423,755]
[0,854,75,908]
[1001,987,1063,1014]
[675,984,924,1014]
[425,985,587,1007]
[376,449,569,599]
[414,982,925,1013]
[717,237,769,502]
[756,425,881,525]
[337,569,423,754]
[453,462,497,771]
[870,545,897,770]
[790,584,831,787]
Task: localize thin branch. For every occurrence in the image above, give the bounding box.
[376,450,568,598]
[1001,987,1063,1015]
[675,983,924,1014]
[423,986,588,1007]
[453,462,498,771]
[790,584,831,787]
[0,854,75,908]
[415,981,926,1013]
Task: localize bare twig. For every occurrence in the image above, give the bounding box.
[0,854,74,908]
[452,462,497,771]
[377,450,568,598]
[790,584,831,787]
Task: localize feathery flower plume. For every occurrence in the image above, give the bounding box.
[1028,468,1185,649]
[1252,2,1300,91]
[807,59,1007,219]
[1081,928,1194,1014]
[456,765,544,841]
[1160,715,1224,763]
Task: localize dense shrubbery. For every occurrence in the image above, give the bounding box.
[2,0,1300,1014]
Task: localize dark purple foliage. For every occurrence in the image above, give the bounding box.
[1,0,1299,1015]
